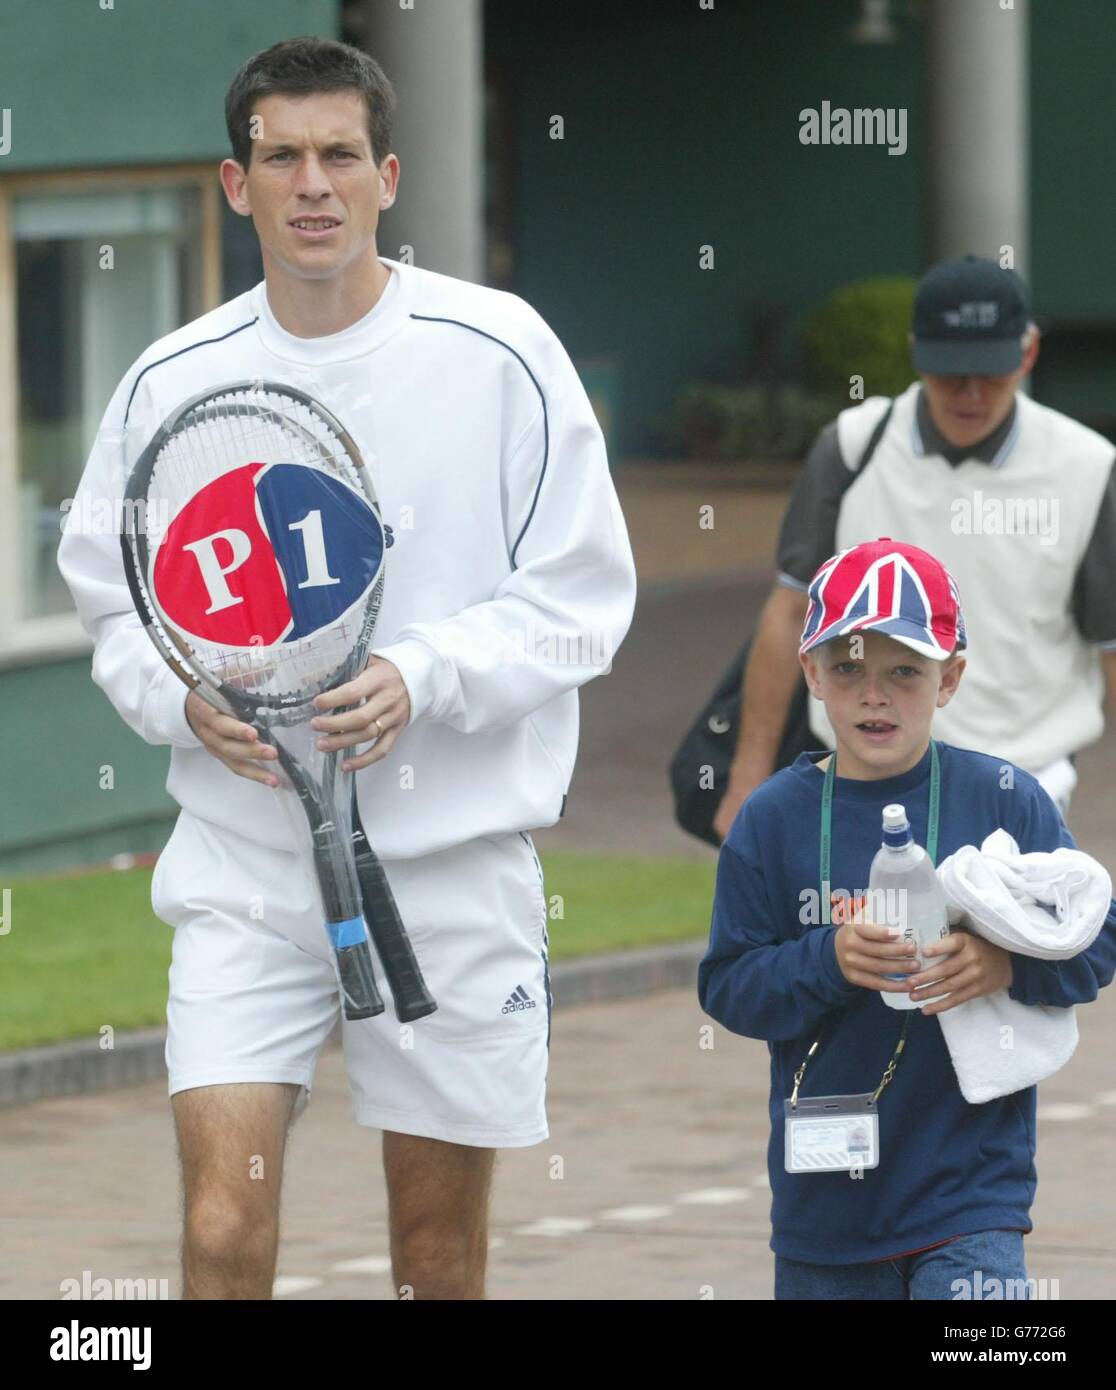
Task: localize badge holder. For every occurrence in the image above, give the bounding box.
[783,1011,911,1174]
[784,1093,879,1173]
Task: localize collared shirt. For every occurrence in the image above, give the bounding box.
[774,385,1116,652]
[912,388,1020,469]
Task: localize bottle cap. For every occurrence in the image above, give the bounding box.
[882,803,911,847]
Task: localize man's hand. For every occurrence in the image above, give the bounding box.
[832,898,921,994]
[185,690,281,787]
[909,929,1013,1016]
[713,761,772,842]
[310,655,411,771]
[184,655,411,784]
[713,779,750,843]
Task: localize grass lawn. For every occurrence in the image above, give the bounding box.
[0,853,714,1052]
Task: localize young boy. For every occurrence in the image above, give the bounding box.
[698,536,1116,1300]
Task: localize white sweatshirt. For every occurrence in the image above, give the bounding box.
[57,258,638,859]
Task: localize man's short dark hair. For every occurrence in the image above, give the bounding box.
[225,36,396,170]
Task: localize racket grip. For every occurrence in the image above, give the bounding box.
[351,830,438,1023]
[336,937,386,1021]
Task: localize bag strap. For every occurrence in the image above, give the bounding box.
[852,398,895,477]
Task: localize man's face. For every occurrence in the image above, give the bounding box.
[220,90,398,283]
[800,629,963,778]
[915,330,1039,451]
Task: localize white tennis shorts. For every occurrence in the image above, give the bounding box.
[152,811,551,1148]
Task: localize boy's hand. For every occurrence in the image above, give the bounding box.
[909,930,1014,1015]
[832,896,921,994]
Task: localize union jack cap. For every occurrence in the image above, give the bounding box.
[799,537,967,661]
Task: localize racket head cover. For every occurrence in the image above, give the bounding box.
[121,379,385,718]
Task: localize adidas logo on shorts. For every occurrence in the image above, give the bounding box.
[502,985,537,1015]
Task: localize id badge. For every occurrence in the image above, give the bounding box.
[783,1093,879,1173]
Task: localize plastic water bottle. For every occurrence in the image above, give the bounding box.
[869,804,951,1010]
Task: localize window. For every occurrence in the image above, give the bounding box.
[11,185,204,622]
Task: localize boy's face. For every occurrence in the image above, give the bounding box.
[219,89,398,285]
[800,629,964,780]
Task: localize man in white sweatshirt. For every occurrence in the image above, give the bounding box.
[57,36,636,1301]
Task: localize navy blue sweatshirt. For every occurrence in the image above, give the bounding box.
[698,741,1116,1265]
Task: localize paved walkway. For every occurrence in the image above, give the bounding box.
[2,462,1114,1299]
[4,987,1113,1300]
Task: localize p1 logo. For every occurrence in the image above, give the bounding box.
[152,462,383,646]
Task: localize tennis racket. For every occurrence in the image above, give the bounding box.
[120,379,436,1023]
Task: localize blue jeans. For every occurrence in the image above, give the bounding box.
[775,1229,1030,1300]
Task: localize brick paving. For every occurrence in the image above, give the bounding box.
[2,463,1114,1300]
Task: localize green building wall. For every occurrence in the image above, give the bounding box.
[489,0,1116,451]
[486,0,925,456]
[1029,0,1116,429]
[0,658,177,875]
[0,0,339,171]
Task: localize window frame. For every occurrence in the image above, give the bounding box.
[0,163,223,669]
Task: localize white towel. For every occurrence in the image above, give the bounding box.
[932,831,1112,1105]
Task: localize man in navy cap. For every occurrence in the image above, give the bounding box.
[713,255,1116,840]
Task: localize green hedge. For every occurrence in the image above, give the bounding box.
[803,274,918,400]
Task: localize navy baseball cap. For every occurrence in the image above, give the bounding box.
[911,255,1031,375]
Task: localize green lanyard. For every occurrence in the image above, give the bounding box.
[820,738,940,925]
[792,740,942,1109]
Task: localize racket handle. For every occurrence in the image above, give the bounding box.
[336,937,386,1021]
[306,818,385,1021]
[351,818,438,1023]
